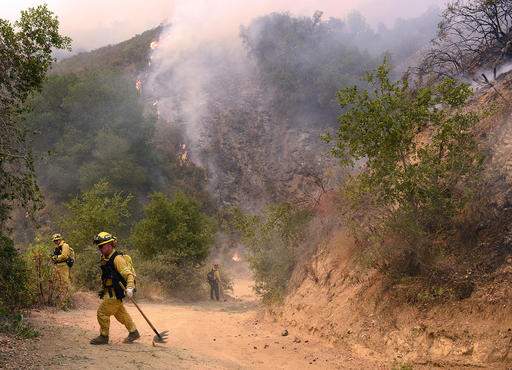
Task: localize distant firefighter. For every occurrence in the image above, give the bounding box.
[51,233,75,307]
[207,263,222,301]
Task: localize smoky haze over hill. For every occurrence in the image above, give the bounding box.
[3,0,443,51]
[144,1,440,209]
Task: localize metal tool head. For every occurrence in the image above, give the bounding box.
[153,330,169,344]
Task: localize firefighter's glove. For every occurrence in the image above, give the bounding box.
[126,288,134,298]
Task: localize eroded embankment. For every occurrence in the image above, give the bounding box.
[277,229,512,368]
[275,73,512,369]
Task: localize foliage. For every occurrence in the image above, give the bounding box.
[22,242,59,306]
[420,0,512,77]
[0,311,39,338]
[131,192,216,263]
[25,70,160,201]
[0,5,70,228]
[130,192,216,296]
[51,26,162,75]
[0,234,30,312]
[57,181,133,289]
[58,180,133,251]
[231,204,312,303]
[137,256,207,300]
[327,61,482,275]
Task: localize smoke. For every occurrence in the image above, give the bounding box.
[471,61,512,90]
[144,0,441,208]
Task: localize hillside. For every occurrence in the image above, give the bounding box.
[276,71,512,368]
[50,26,163,75]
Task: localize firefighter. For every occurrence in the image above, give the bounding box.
[207,263,222,301]
[89,232,140,345]
[51,233,72,306]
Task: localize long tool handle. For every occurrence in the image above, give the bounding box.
[119,282,162,339]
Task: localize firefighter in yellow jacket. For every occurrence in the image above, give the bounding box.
[51,233,72,305]
[90,232,140,345]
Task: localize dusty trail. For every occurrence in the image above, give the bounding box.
[3,279,387,369]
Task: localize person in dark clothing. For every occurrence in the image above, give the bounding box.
[207,264,221,301]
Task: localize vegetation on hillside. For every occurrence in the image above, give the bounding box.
[25,70,161,201]
[228,204,312,303]
[132,192,216,299]
[325,61,483,299]
[50,26,162,75]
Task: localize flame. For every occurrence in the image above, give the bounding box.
[178,144,188,165]
[150,41,159,50]
[232,252,241,262]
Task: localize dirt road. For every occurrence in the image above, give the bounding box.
[3,279,386,369]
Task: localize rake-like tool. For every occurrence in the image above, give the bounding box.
[119,283,169,344]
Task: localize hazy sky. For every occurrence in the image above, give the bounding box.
[1,0,446,51]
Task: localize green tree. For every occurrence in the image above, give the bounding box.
[131,192,215,263]
[241,12,375,111]
[326,61,482,271]
[0,235,30,310]
[57,181,133,289]
[0,5,71,227]
[131,192,216,298]
[58,180,133,251]
[25,70,158,201]
[0,5,69,316]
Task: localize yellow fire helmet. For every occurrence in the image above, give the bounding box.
[51,233,62,242]
[93,231,116,246]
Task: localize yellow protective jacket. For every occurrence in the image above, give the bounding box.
[53,240,70,263]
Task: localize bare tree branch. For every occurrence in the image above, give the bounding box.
[420,0,512,78]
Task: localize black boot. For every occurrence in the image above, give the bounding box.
[123,330,141,343]
[90,335,109,345]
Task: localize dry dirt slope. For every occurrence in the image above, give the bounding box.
[279,229,512,368]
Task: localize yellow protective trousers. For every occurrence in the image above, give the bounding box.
[53,263,70,304]
[97,297,137,337]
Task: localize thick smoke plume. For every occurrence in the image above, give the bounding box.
[145,0,440,208]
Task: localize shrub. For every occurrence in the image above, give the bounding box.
[231,204,312,304]
[23,242,59,306]
[131,192,216,297]
[137,255,207,301]
[0,234,30,312]
[57,180,132,288]
[326,61,482,278]
[0,312,39,338]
